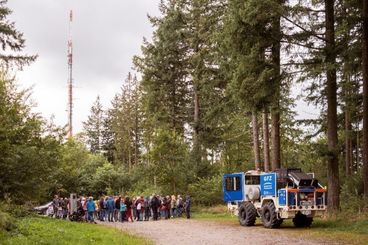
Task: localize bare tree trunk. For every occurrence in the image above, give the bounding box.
[263,112,270,171]
[362,0,368,198]
[271,112,280,170]
[325,0,340,212]
[252,112,261,170]
[271,1,282,171]
[345,106,353,176]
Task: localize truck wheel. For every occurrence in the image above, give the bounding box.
[293,212,313,227]
[261,202,281,228]
[238,202,257,226]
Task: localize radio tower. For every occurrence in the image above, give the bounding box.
[67,10,74,138]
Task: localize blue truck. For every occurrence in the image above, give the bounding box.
[223,168,327,228]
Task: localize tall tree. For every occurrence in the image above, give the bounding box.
[109,73,142,169]
[325,0,340,211]
[83,96,103,153]
[362,0,368,198]
[134,1,190,136]
[271,0,283,170]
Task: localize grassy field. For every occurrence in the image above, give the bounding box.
[192,205,368,245]
[0,216,151,245]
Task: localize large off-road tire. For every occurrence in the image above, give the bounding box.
[238,202,257,226]
[293,212,313,227]
[261,202,281,228]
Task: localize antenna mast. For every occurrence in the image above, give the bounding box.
[67,10,74,138]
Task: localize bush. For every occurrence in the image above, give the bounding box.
[188,175,223,206]
[340,174,368,216]
[0,210,16,232]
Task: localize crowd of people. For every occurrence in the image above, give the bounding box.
[46,194,191,223]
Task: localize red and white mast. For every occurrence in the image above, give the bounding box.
[67,10,74,138]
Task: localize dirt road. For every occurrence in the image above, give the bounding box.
[98,219,337,245]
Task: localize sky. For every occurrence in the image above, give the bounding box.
[8,0,161,133]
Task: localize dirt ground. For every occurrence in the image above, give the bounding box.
[98,218,339,245]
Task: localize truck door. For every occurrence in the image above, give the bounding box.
[223,173,244,202]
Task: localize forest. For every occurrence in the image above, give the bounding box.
[0,0,368,219]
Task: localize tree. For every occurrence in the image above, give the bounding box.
[362,0,368,198]
[83,96,103,153]
[109,73,142,169]
[0,0,36,68]
[148,129,189,194]
[0,72,61,203]
[221,0,284,169]
[134,1,190,136]
[325,0,340,212]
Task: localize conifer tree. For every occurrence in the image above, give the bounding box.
[83,96,103,153]
[0,0,36,68]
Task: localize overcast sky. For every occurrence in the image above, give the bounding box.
[8,0,161,133]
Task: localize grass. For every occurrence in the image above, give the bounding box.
[192,205,368,245]
[0,216,152,245]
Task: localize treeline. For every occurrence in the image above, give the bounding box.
[81,0,368,213]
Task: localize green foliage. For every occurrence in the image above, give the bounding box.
[188,175,223,206]
[83,96,103,153]
[0,0,36,68]
[0,210,16,233]
[0,73,63,204]
[148,129,189,194]
[340,174,367,215]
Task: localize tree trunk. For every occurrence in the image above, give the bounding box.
[325,0,340,212]
[252,112,261,170]
[271,112,280,170]
[192,84,202,170]
[362,0,368,198]
[263,112,270,171]
[271,0,282,171]
[345,102,353,176]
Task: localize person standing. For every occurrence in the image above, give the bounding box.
[184,195,191,219]
[99,197,105,221]
[170,195,176,218]
[114,196,121,222]
[87,197,96,223]
[119,200,127,222]
[107,196,114,222]
[144,196,151,221]
[150,194,160,221]
[124,196,134,222]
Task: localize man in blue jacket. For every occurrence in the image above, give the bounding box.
[86,197,96,223]
[107,196,115,222]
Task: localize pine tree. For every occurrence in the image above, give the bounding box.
[83,96,104,153]
[0,0,36,68]
[109,73,142,169]
[134,0,190,136]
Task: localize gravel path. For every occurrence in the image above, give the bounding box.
[97,219,338,245]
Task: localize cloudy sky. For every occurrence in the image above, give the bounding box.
[8,0,161,133]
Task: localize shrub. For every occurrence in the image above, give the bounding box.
[188,175,223,206]
[0,210,16,232]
